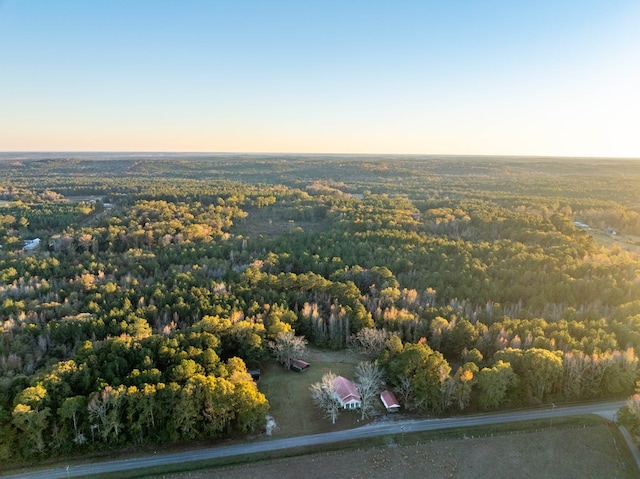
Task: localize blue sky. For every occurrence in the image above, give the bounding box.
[1,0,639,156]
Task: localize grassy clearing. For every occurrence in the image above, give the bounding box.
[258,355,365,437]
[594,232,640,255]
[586,228,640,256]
[64,195,105,203]
[232,207,331,241]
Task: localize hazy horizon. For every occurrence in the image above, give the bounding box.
[1,151,639,161]
[1,1,639,157]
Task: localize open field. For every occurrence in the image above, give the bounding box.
[258,347,371,437]
[64,195,105,203]
[590,230,640,255]
[155,421,637,479]
[232,206,331,241]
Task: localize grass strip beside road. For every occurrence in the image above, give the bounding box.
[95,415,635,479]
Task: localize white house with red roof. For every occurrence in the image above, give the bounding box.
[333,375,361,409]
[380,390,400,412]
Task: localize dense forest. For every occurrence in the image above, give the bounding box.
[2,154,640,462]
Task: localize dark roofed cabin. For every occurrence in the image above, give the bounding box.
[291,359,310,372]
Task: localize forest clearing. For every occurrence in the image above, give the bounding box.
[257,347,368,436]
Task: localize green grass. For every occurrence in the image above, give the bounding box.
[258,358,363,437]
[231,207,331,241]
[590,230,640,255]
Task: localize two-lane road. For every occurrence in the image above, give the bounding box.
[3,400,626,479]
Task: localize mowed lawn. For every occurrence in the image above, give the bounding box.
[258,349,370,437]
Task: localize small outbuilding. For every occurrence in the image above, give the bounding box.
[291,359,310,372]
[23,238,41,251]
[380,390,401,412]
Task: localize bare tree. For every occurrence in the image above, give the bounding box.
[87,385,125,443]
[440,377,457,411]
[349,327,392,358]
[59,395,87,445]
[394,374,416,410]
[309,371,341,424]
[269,331,308,369]
[355,360,385,420]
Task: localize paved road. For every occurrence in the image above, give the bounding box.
[2,400,628,479]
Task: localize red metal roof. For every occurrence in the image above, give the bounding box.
[292,359,310,369]
[334,376,360,403]
[380,390,400,409]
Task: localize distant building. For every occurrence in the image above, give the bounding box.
[23,238,41,251]
[333,376,361,409]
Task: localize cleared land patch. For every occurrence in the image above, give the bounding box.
[258,347,369,437]
[590,230,640,255]
[232,206,331,240]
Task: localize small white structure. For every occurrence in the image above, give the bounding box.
[333,376,361,409]
[265,415,276,436]
[23,238,41,251]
